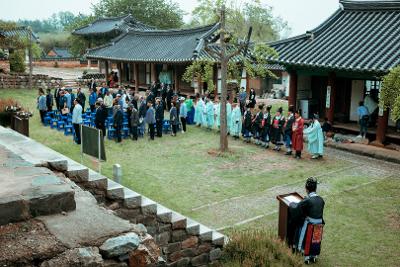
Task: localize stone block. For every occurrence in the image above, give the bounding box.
[132,223,148,236]
[158,223,172,233]
[163,242,181,254]
[168,251,183,262]
[196,243,212,255]
[181,236,198,249]
[209,248,222,261]
[191,253,209,267]
[100,232,140,258]
[155,231,170,246]
[171,230,187,242]
[48,160,68,172]
[129,241,160,267]
[181,248,196,258]
[0,197,30,225]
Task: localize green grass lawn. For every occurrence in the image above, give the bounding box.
[1,89,399,266]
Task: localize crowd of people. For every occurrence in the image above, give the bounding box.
[38,80,326,159]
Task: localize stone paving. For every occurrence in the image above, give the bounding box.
[0,146,75,225]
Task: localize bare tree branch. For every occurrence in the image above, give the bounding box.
[227,43,247,59]
[204,43,222,61]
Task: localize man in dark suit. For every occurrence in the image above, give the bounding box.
[113,105,123,143]
[95,98,108,139]
[155,97,164,137]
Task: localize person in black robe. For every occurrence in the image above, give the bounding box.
[249,88,256,109]
[113,105,123,143]
[46,89,53,112]
[272,107,285,151]
[155,98,164,137]
[77,88,86,112]
[289,177,325,264]
[166,85,174,111]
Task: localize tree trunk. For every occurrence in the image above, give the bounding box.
[28,27,33,90]
[219,6,228,152]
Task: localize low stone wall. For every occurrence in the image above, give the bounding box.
[33,59,81,68]
[0,73,62,89]
[0,60,10,73]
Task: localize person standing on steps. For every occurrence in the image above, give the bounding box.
[357,101,369,139]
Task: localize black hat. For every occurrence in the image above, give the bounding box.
[278,107,283,113]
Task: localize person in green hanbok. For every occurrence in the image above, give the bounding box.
[205,98,215,129]
[304,114,324,159]
[214,98,220,129]
[230,100,242,138]
[194,96,205,126]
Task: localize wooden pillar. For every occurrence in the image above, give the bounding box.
[288,71,298,110]
[99,60,103,73]
[326,72,336,123]
[117,62,122,83]
[105,61,109,78]
[151,63,157,83]
[372,109,389,146]
[134,63,139,93]
[174,65,179,93]
[245,70,250,94]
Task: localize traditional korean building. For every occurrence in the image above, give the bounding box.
[86,23,223,94]
[269,0,400,145]
[46,47,73,59]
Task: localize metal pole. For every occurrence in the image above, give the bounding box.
[98,129,101,175]
[80,124,83,165]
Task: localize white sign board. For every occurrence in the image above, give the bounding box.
[326,86,331,109]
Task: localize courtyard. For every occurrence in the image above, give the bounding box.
[1,89,399,266]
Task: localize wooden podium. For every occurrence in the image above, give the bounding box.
[276,192,303,242]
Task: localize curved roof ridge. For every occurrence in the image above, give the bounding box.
[126,23,218,36]
[340,0,400,10]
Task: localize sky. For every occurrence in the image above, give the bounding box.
[0,0,340,37]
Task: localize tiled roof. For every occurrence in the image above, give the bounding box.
[86,24,220,63]
[0,27,39,42]
[50,47,72,58]
[72,15,154,36]
[269,0,400,74]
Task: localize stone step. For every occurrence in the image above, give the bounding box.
[156,205,173,223]
[171,212,187,230]
[106,179,125,200]
[141,197,157,215]
[87,172,108,190]
[123,187,142,209]
[211,232,225,246]
[186,218,200,236]
[66,164,89,182]
[198,224,213,241]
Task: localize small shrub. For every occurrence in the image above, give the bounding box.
[222,229,303,267]
[9,50,25,73]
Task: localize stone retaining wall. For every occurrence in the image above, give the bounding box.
[0,126,226,267]
[33,60,82,68]
[0,73,62,89]
[0,60,10,73]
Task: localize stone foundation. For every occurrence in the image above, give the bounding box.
[33,60,81,68]
[0,73,62,89]
[0,60,10,73]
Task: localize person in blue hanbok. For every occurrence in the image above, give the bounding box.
[230,100,242,139]
[194,96,205,126]
[226,101,232,134]
[304,114,324,159]
[214,98,220,129]
[205,98,215,129]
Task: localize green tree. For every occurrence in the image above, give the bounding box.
[9,50,25,73]
[189,0,290,42]
[92,0,185,29]
[65,15,99,57]
[380,65,400,121]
